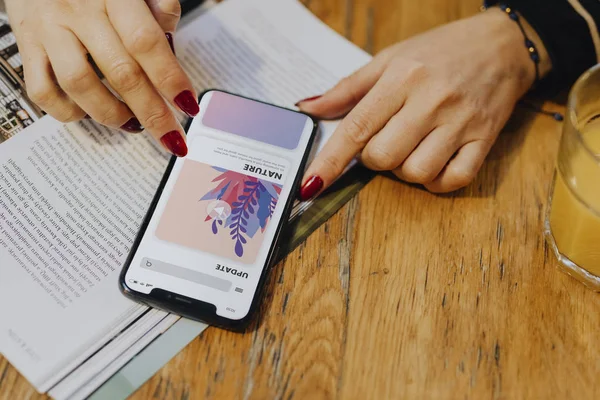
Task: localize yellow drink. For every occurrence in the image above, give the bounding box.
[547,121,600,285]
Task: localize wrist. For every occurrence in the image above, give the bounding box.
[5,0,17,10]
[480,7,551,97]
[5,0,24,23]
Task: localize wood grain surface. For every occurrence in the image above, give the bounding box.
[3,0,600,399]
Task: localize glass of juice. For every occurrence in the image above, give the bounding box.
[545,64,600,290]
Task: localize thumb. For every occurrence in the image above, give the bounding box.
[295,51,389,119]
[146,0,182,50]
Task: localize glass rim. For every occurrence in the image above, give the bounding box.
[568,64,600,163]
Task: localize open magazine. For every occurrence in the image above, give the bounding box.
[0,1,372,399]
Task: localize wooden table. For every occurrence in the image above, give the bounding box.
[3,0,600,399]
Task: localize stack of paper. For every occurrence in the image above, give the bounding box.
[0,0,370,398]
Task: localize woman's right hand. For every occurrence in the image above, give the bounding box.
[297,8,549,197]
[6,0,197,157]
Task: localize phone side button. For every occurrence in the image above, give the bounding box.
[272,246,282,265]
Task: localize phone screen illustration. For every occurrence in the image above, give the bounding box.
[124,91,314,320]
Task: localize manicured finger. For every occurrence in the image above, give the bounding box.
[295,50,392,119]
[360,98,436,171]
[424,140,490,193]
[21,41,85,122]
[107,0,198,117]
[75,15,187,156]
[43,27,141,132]
[394,126,462,184]
[145,0,181,53]
[299,72,406,201]
[146,0,181,32]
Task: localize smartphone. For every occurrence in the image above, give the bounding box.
[119,90,317,331]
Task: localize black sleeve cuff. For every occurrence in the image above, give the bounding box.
[484,0,598,94]
[180,0,206,16]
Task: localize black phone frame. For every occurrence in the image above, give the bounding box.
[119,89,318,331]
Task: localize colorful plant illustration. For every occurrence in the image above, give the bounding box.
[200,167,282,257]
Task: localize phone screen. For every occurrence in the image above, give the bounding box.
[123,91,315,321]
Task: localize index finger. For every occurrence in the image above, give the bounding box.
[107,0,199,117]
[76,15,187,156]
[299,72,405,200]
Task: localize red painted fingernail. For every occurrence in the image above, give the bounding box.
[174,90,199,117]
[295,95,322,106]
[160,130,188,157]
[166,32,175,55]
[120,117,144,133]
[299,175,323,201]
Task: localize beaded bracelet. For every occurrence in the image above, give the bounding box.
[482,2,540,87]
[482,2,563,121]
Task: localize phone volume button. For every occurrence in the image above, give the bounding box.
[273,246,281,263]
